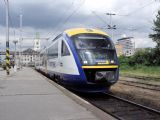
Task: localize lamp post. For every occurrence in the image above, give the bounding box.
[19,14,23,69]
[13,40,18,72]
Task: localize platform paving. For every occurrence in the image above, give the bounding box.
[0,67,114,120]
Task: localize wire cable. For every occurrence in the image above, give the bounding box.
[91,11,108,25]
[44,0,76,37]
[121,0,155,17]
[49,0,85,41]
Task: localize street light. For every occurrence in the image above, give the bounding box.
[13,40,18,72]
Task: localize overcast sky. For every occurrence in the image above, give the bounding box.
[0,0,159,50]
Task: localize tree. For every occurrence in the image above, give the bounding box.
[149,10,160,49]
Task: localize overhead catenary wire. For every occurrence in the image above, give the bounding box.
[91,0,157,38]
[48,0,85,41]
[92,0,156,26]
[44,0,76,37]
[54,0,85,36]
[91,11,108,25]
[113,0,156,24]
[118,0,155,17]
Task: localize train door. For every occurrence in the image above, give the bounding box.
[59,39,79,76]
[59,40,71,74]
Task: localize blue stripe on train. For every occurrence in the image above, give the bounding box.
[47,70,108,92]
[47,70,84,84]
[63,33,87,81]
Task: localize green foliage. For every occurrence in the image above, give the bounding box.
[118,55,130,65]
[118,55,130,70]
[149,10,160,49]
[120,65,160,79]
[119,48,160,67]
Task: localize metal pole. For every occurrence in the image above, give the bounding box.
[19,14,23,69]
[13,40,18,72]
[5,0,10,75]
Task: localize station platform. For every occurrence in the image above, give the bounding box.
[0,67,115,120]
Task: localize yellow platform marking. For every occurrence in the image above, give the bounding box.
[82,65,118,69]
[65,28,108,37]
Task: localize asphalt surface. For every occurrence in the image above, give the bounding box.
[0,67,102,120]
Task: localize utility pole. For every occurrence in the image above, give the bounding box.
[19,14,23,69]
[13,40,18,72]
[5,0,10,75]
[106,13,116,39]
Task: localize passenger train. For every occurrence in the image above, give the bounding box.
[35,28,119,92]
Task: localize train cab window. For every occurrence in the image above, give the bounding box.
[71,34,116,65]
[61,41,70,56]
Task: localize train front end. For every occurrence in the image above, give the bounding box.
[65,28,119,92]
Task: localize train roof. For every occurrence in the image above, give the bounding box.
[64,28,108,37]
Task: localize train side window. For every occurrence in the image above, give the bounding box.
[61,41,70,56]
[48,42,58,59]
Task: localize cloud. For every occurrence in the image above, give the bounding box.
[0,0,159,49]
[134,38,156,48]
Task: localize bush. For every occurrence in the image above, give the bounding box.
[119,48,160,67]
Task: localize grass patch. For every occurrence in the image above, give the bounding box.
[120,65,160,81]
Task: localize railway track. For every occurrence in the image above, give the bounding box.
[120,75,160,81]
[78,93,160,120]
[118,80,160,91]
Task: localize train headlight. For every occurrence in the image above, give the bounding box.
[83,60,88,64]
[110,60,114,64]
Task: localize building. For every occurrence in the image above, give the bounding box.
[0,48,39,67]
[115,44,123,56]
[116,37,135,56]
[21,48,39,66]
[33,33,41,51]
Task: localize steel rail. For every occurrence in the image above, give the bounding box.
[118,81,160,91]
[104,93,160,114]
[120,79,160,87]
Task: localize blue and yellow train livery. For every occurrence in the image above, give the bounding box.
[35,28,119,92]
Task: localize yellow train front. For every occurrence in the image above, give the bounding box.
[36,28,119,92]
[63,28,119,92]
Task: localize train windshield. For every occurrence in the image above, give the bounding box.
[71,34,116,65]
